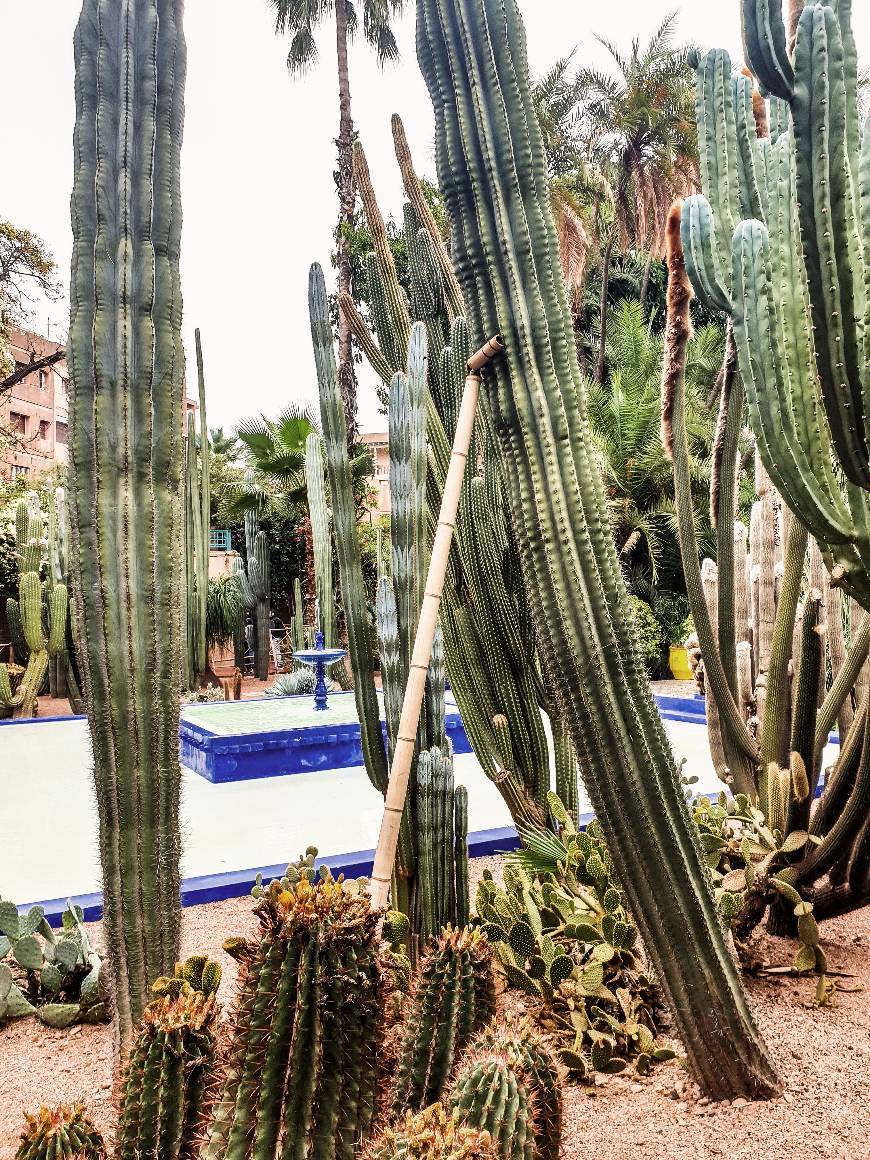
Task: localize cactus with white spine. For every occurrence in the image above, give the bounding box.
[68,0,186,1041]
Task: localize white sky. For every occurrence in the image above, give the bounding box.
[2,1,868,433]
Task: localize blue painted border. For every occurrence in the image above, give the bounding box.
[21,825,523,928]
[0,713,88,726]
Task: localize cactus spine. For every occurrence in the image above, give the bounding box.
[417,0,779,1098]
[16,1104,105,1160]
[391,927,496,1115]
[115,957,221,1160]
[200,874,384,1160]
[0,494,68,718]
[68,0,186,1041]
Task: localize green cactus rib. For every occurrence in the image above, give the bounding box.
[68,0,186,1040]
[417,0,779,1099]
[194,329,211,681]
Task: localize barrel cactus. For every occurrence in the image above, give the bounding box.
[363,1105,497,1160]
[16,1104,105,1160]
[391,927,496,1115]
[115,957,222,1160]
[200,872,384,1160]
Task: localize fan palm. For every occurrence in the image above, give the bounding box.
[576,15,697,378]
[268,0,405,443]
[230,404,317,521]
[587,300,723,595]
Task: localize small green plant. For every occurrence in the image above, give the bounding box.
[626,595,662,675]
[0,900,107,1028]
[265,668,317,697]
[477,795,672,1078]
[16,1103,105,1160]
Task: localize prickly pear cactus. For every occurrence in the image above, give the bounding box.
[16,1103,105,1160]
[476,796,671,1078]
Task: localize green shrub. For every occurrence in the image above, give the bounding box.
[627,596,662,674]
[651,591,692,646]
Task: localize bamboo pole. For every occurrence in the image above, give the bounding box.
[369,335,504,910]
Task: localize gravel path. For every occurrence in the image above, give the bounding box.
[1,865,867,1160]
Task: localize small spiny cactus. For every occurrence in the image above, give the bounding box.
[16,1104,105,1160]
[362,1104,498,1160]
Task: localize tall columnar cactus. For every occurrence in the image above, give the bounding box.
[304,432,334,646]
[200,873,384,1160]
[0,494,68,719]
[235,475,271,682]
[182,330,212,689]
[68,0,186,1041]
[416,0,779,1098]
[343,133,554,832]
[310,267,469,940]
[115,957,221,1160]
[671,0,870,922]
[15,1104,105,1160]
[680,1,870,610]
[391,927,496,1115]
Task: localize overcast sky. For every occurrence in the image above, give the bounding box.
[2,1,868,434]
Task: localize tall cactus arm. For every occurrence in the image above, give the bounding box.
[418,0,779,1099]
[310,264,389,794]
[68,0,185,1042]
[305,433,334,646]
[791,4,868,487]
[195,328,210,679]
[741,0,795,101]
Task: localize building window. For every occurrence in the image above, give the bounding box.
[9,411,26,435]
[10,464,29,480]
[38,419,50,440]
[38,370,47,391]
[55,421,68,446]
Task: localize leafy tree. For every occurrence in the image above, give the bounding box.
[587,299,725,599]
[268,0,406,443]
[231,404,317,522]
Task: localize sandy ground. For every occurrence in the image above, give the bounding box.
[1,856,867,1159]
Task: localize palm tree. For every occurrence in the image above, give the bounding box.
[575,15,697,379]
[231,404,317,521]
[269,0,405,444]
[587,300,725,597]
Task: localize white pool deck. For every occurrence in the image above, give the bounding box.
[0,709,839,908]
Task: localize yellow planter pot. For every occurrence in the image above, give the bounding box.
[669,645,693,681]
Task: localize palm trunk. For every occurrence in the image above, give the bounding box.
[335,0,358,447]
[595,235,614,385]
[639,248,654,316]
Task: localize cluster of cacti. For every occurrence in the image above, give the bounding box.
[199,871,384,1160]
[68,0,186,1041]
[0,492,69,718]
[447,1023,562,1160]
[183,329,212,689]
[115,956,221,1160]
[664,0,870,934]
[343,127,564,830]
[414,0,779,1099]
[310,267,470,942]
[363,1105,497,1160]
[475,797,669,1078]
[0,899,107,1029]
[235,475,272,681]
[16,1104,105,1160]
[391,927,497,1115]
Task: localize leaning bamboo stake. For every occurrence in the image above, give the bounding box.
[369,335,504,910]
